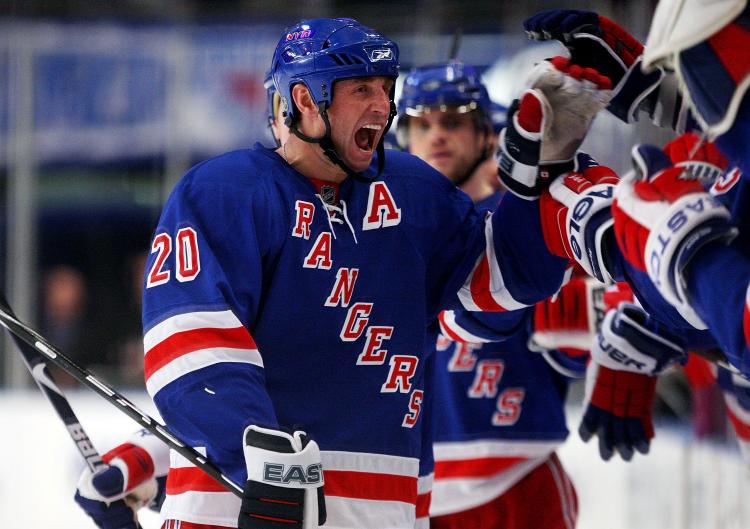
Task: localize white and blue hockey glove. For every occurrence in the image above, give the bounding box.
[539,160,622,283]
[74,435,167,529]
[497,56,612,199]
[612,144,737,328]
[580,303,686,461]
[239,425,326,529]
[523,9,677,126]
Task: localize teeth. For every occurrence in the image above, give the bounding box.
[362,124,382,130]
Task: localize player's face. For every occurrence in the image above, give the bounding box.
[327,76,394,172]
[407,109,487,183]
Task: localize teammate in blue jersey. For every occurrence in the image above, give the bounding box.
[522,6,750,463]
[138,17,575,529]
[396,61,589,529]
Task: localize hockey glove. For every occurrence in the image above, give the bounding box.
[580,303,686,461]
[531,274,606,354]
[539,161,621,283]
[497,56,611,199]
[523,9,666,125]
[239,425,326,529]
[663,132,729,186]
[75,436,166,529]
[612,144,737,328]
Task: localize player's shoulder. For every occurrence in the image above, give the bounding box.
[180,143,282,192]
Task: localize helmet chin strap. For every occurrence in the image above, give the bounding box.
[288,101,394,180]
[288,102,362,179]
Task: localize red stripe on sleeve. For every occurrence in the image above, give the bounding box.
[144,326,256,379]
[469,255,508,312]
[438,311,467,344]
[709,23,750,84]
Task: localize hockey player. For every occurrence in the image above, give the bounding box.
[74,70,296,529]
[396,61,587,529]
[522,7,750,461]
[523,4,750,376]
[141,17,581,529]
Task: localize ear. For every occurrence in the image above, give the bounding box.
[291,84,318,117]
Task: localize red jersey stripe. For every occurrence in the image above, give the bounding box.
[469,255,508,312]
[323,469,418,505]
[434,456,527,479]
[165,466,228,494]
[416,491,432,518]
[145,326,256,379]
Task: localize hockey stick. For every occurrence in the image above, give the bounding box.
[0,296,107,473]
[0,295,243,497]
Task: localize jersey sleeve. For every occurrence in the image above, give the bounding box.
[141,158,282,485]
[458,193,570,311]
[426,183,569,315]
[687,241,750,376]
[394,151,568,319]
[437,309,529,344]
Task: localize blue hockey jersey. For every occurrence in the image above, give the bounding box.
[428,192,580,517]
[141,144,567,528]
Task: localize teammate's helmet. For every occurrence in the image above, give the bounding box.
[398,62,491,117]
[396,62,493,148]
[270,18,399,127]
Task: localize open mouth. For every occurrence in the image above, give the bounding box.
[355,123,382,153]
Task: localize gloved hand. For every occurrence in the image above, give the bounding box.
[496,56,611,199]
[74,439,163,529]
[539,161,621,283]
[523,9,664,124]
[239,425,326,529]
[612,144,737,328]
[531,274,606,353]
[580,303,686,461]
[662,132,729,186]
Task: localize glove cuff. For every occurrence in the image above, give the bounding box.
[608,56,665,123]
[645,192,737,329]
[548,176,618,283]
[243,425,324,490]
[497,118,543,200]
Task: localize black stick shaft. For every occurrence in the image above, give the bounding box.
[0,297,243,497]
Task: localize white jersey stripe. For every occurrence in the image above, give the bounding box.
[430,457,546,516]
[458,217,528,311]
[439,310,492,344]
[145,346,263,397]
[321,450,419,476]
[433,438,560,461]
[144,309,243,352]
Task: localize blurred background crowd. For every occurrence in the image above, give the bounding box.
[0,0,732,449]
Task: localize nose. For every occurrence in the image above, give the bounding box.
[371,87,391,116]
[429,124,448,146]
